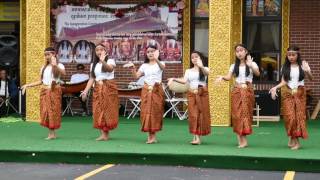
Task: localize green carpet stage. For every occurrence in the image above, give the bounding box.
[1,116,320,172]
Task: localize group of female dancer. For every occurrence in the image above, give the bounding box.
[21,43,312,150]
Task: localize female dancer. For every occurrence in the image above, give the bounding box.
[125,44,165,144]
[269,45,312,150]
[21,47,66,140]
[168,51,211,145]
[216,44,260,148]
[81,43,119,141]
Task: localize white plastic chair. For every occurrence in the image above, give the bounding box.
[253,103,261,127]
[162,84,188,120]
[0,96,18,115]
[126,98,141,119]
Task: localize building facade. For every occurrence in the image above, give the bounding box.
[0,0,318,125]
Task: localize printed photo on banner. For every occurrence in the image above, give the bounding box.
[246,0,281,17]
[51,3,183,64]
[73,40,92,64]
[56,40,73,63]
[194,0,209,17]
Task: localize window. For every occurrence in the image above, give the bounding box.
[191,0,209,57]
[243,0,282,83]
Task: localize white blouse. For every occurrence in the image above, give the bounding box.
[90,59,116,81]
[138,62,165,86]
[41,63,65,86]
[184,67,209,89]
[229,62,258,83]
[287,66,304,89]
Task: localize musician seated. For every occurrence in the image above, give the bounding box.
[0,69,18,117]
[70,64,89,84]
[0,69,9,97]
[65,64,89,116]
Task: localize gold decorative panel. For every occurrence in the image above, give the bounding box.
[282,0,290,63]
[232,0,242,47]
[25,0,50,121]
[183,0,191,71]
[280,0,290,115]
[208,1,239,126]
[20,0,26,86]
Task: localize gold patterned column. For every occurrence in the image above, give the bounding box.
[208,1,239,126]
[282,0,290,63]
[280,0,290,115]
[232,0,242,47]
[25,0,50,121]
[20,0,26,86]
[183,0,191,71]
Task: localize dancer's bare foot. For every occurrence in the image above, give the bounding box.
[96,131,109,141]
[190,136,196,144]
[45,131,56,140]
[45,135,55,140]
[288,137,295,147]
[291,144,300,150]
[146,139,157,144]
[146,133,151,144]
[146,133,157,144]
[191,135,201,145]
[146,136,157,144]
[237,135,242,147]
[238,143,248,148]
[96,136,108,141]
[291,139,300,150]
[191,140,201,145]
[238,137,248,148]
[52,131,57,139]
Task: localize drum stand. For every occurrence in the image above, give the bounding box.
[62,94,75,116]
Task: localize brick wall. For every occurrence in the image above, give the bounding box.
[290,0,320,112]
[61,63,183,85]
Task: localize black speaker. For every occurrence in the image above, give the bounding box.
[255,90,280,116]
[0,35,18,67]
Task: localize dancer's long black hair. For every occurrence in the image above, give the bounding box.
[91,43,108,79]
[281,45,304,82]
[190,51,208,81]
[233,44,250,77]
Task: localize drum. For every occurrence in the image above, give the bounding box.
[61,80,88,94]
[168,81,189,93]
[118,88,142,97]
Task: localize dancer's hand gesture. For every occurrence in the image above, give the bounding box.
[302,61,311,73]
[80,90,88,101]
[154,50,160,60]
[215,76,224,83]
[269,87,278,100]
[99,51,107,62]
[246,55,253,68]
[21,85,28,95]
[51,56,57,66]
[196,57,204,68]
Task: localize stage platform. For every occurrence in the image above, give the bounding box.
[0,116,320,172]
